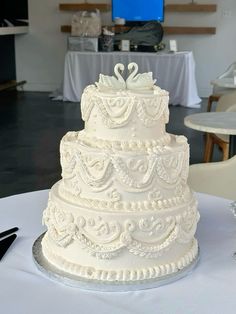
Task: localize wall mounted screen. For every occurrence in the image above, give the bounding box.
[112,0,164,22]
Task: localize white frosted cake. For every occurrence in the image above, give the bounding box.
[41,63,200,284]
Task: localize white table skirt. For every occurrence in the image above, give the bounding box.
[0,190,236,313]
[62,51,201,108]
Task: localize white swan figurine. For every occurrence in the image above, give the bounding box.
[126,62,156,90]
[95,63,126,91]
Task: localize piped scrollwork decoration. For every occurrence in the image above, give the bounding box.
[43,199,199,260]
[81,88,169,129]
[60,139,189,194]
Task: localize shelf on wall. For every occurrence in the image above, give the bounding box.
[61,25,71,33]
[164,26,216,35]
[59,2,217,36]
[59,2,217,13]
[165,4,217,12]
[61,25,216,35]
[59,3,111,12]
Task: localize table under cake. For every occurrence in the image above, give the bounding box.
[0,190,236,313]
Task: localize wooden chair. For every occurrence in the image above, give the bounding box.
[207,62,236,112]
[204,133,229,162]
[204,93,236,162]
[207,94,220,112]
[188,155,236,201]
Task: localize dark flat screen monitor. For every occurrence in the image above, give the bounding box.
[112,0,164,23]
[0,0,28,27]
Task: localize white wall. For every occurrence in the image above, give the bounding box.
[15,0,236,96]
[15,0,111,92]
[163,0,236,97]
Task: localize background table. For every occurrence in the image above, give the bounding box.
[62,51,201,108]
[1,190,236,314]
[184,112,236,157]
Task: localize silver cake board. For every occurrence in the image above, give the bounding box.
[32,233,200,292]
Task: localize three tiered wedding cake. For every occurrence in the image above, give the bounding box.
[41,63,199,285]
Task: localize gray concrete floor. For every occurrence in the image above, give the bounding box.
[0,91,221,198]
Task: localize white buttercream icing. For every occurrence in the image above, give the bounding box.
[41,63,199,283]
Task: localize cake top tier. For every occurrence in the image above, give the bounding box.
[80,63,169,142]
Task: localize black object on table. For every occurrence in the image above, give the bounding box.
[0,227,18,261]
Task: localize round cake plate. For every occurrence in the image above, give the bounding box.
[32,233,200,292]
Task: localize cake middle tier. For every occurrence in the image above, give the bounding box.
[59,132,190,210]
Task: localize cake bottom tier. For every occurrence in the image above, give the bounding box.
[42,183,199,282]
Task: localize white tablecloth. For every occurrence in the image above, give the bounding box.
[62,51,201,108]
[0,190,236,313]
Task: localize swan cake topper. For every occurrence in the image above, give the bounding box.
[95,63,156,91]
